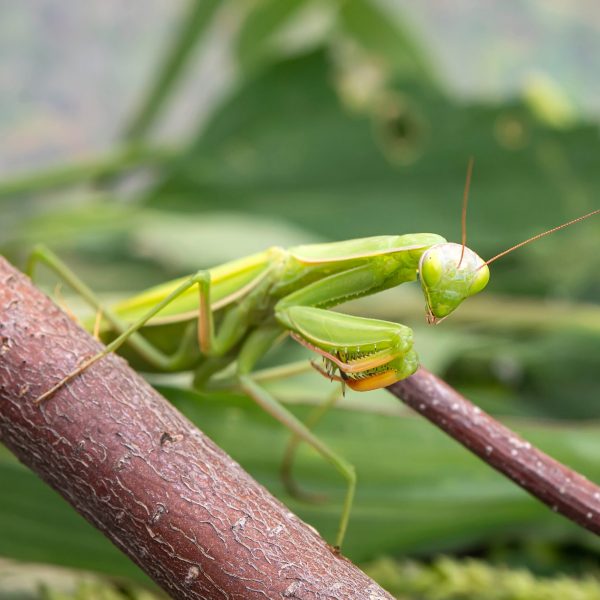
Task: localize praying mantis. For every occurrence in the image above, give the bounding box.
[26,170,599,549]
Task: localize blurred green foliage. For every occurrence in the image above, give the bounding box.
[364,555,600,600]
[1,0,600,596]
[4,555,600,600]
[0,558,163,600]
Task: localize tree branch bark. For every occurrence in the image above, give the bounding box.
[389,369,600,536]
[0,257,392,600]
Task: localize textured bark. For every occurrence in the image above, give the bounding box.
[0,257,392,600]
[390,369,600,536]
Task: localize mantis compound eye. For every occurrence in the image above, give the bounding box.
[469,264,490,296]
[419,251,443,287]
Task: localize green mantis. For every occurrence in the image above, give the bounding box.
[26,204,599,550]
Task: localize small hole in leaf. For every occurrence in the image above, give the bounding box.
[373,93,427,165]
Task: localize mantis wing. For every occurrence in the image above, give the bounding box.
[100,249,278,328]
[289,233,445,264]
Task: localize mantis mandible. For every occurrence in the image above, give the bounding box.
[26,166,599,549]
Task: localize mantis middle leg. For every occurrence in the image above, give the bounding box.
[235,325,356,550]
[233,360,346,503]
[209,358,346,503]
[281,383,344,503]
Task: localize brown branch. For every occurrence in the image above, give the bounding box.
[389,369,600,536]
[0,257,392,600]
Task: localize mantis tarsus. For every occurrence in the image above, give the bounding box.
[26,196,599,550]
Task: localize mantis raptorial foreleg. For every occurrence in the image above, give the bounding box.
[236,326,355,550]
[276,263,390,311]
[277,303,418,391]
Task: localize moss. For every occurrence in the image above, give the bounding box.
[364,556,600,600]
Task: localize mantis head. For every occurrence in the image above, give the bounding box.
[418,157,489,324]
[417,197,599,324]
[419,242,489,324]
[418,158,597,325]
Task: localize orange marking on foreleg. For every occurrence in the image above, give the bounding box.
[290,332,398,373]
[345,370,400,392]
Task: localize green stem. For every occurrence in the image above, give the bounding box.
[0,144,178,198]
[124,0,220,142]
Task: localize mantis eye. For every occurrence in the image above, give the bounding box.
[420,252,443,287]
[469,264,490,296]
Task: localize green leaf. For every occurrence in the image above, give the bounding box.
[363,555,600,600]
[339,0,436,80]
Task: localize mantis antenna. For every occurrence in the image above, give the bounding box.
[457,156,474,268]
[484,208,600,267]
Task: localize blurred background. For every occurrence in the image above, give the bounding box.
[1,1,600,598]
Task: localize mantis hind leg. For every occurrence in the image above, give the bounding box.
[237,326,356,550]
[26,245,195,372]
[28,246,259,403]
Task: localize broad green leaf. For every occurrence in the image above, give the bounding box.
[130,209,323,270]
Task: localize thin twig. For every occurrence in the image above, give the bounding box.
[389,368,600,535]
